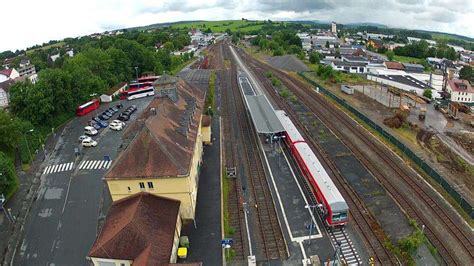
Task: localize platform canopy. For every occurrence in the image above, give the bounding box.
[244,95,284,134]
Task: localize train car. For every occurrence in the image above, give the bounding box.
[293,142,349,226]
[275,110,305,149]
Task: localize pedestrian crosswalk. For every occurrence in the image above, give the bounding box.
[78,160,112,170]
[42,160,113,175]
[43,162,75,175]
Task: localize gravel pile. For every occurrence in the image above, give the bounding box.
[266,55,309,72]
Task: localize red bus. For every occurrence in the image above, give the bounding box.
[76,99,100,116]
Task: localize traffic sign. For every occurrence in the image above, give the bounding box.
[221,238,234,246]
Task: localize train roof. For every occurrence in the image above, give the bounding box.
[275,110,304,143]
[294,142,348,213]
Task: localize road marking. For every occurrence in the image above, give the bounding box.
[79,161,86,169]
[77,160,113,170]
[42,162,75,175]
[97,161,104,169]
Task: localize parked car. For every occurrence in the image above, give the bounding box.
[111,107,119,112]
[97,120,108,128]
[99,114,109,120]
[82,138,98,147]
[92,123,101,130]
[117,114,130,121]
[78,135,90,142]
[104,111,113,117]
[92,117,102,122]
[84,126,98,136]
[112,119,125,126]
[110,123,123,131]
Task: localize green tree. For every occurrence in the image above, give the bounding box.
[0,151,18,198]
[423,89,432,99]
[273,47,284,56]
[459,66,472,81]
[386,50,395,61]
[0,110,25,150]
[309,52,321,64]
[325,41,330,48]
[163,41,175,51]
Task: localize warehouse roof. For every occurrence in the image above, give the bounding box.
[106,78,205,180]
[245,95,284,134]
[88,193,180,265]
[371,74,430,90]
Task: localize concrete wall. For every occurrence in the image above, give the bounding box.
[0,88,8,107]
[367,74,441,99]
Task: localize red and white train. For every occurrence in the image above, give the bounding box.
[275,110,349,226]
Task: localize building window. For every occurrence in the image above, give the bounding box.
[147,182,154,189]
[139,182,145,189]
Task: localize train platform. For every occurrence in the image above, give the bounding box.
[259,139,334,264]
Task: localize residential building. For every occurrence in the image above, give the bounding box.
[385,42,405,51]
[459,52,473,63]
[367,39,383,49]
[447,79,474,103]
[331,61,367,74]
[312,35,338,48]
[2,58,13,69]
[17,59,36,79]
[105,75,206,220]
[49,52,60,62]
[65,49,74,57]
[407,37,436,46]
[342,55,368,64]
[364,32,394,40]
[331,21,337,34]
[402,63,424,73]
[87,193,182,265]
[367,74,439,98]
[0,79,14,108]
[0,68,20,83]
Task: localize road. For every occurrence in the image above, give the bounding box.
[12,97,153,265]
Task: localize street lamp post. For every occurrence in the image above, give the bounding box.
[24,129,34,163]
[134,66,139,90]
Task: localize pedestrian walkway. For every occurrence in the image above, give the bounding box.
[43,162,74,175]
[78,160,112,170]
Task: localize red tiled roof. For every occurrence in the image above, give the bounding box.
[0,69,13,77]
[88,193,181,265]
[385,61,405,70]
[105,78,205,180]
[448,79,474,93]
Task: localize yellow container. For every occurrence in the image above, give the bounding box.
[178,247,188,259]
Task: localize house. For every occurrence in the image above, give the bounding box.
[0,79,15,108]
[367,74,439,98]
[49,52,60,62]
[105,75,206,220]
[384,61,405,71]
[2,58,14,69]
[367,39,383,49]
[402,63,424,73]
[331,61,367,74]
[447,79,474,103]
[65,49,74,57]
[17,59,36,79]
[87,193,183,265]
[352,48,367,57]
[342,55,368,64]
[0,68,20,83]
[459,52,473,63]
[385,42,405,51]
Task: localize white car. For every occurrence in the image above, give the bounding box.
[112,120,125,127]
[82,138,98,147]
[109,123,123,131]
[78,135,90,142]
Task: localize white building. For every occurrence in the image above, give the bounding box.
[331,61,367,74]
[50,53,60,62]
[447,79,474,103]
[0,68,20,83]
[407,37,437,46]
[331,22,337,34]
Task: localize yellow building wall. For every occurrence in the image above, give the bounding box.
[106,117,204,220]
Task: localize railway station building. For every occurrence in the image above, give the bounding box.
[105,75,206,220]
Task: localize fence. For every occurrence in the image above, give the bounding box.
[299,72,474,219]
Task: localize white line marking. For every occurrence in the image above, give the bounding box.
[97,161,105,169]
[52,165,59,173]
[43,166,50,174]
[68,162,74,170]
[59,164,65,172]
[79,161,85,169]
[84,160,93,169]
[91,160,99,169]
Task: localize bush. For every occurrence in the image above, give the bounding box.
[423,89,432,99]
[309,52,321,64]
[0,151,18,198]
[271,78,282,87]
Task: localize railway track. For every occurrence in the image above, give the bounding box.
[237,47,473,264]
[237,49,396,264]
[223,43,288,261]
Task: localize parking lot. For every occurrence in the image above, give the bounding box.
[12,97,153,265]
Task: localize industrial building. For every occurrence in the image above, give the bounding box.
[105,74,206,220]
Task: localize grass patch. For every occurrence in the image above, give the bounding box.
[169,57,196,75]
[222,171,234,237]
[26,41,65,55]
[170,20,288,33]
[205,71,216,115]
[391,55,425,64]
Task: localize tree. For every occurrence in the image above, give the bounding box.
[459,66,472,81]
[386,50,395,61]
[0,110,25,150]
[273,47,284,56]
[325,41,330,48]
[423,89,432,99]
[0,151,18,198]
[309,52,321,64]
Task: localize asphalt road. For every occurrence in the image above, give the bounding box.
[13,97,153,265]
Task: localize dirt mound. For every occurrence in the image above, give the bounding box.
[266,55,309,72]
[384,110,409,128]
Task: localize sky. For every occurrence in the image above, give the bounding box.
[3,0,473,52]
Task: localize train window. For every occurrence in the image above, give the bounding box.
[332,212,347,221]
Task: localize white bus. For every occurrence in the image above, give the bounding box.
[127,86,155,100]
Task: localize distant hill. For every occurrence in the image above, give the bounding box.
[344,22,388,28]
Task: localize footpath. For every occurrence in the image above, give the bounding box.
[0,124,66,265]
